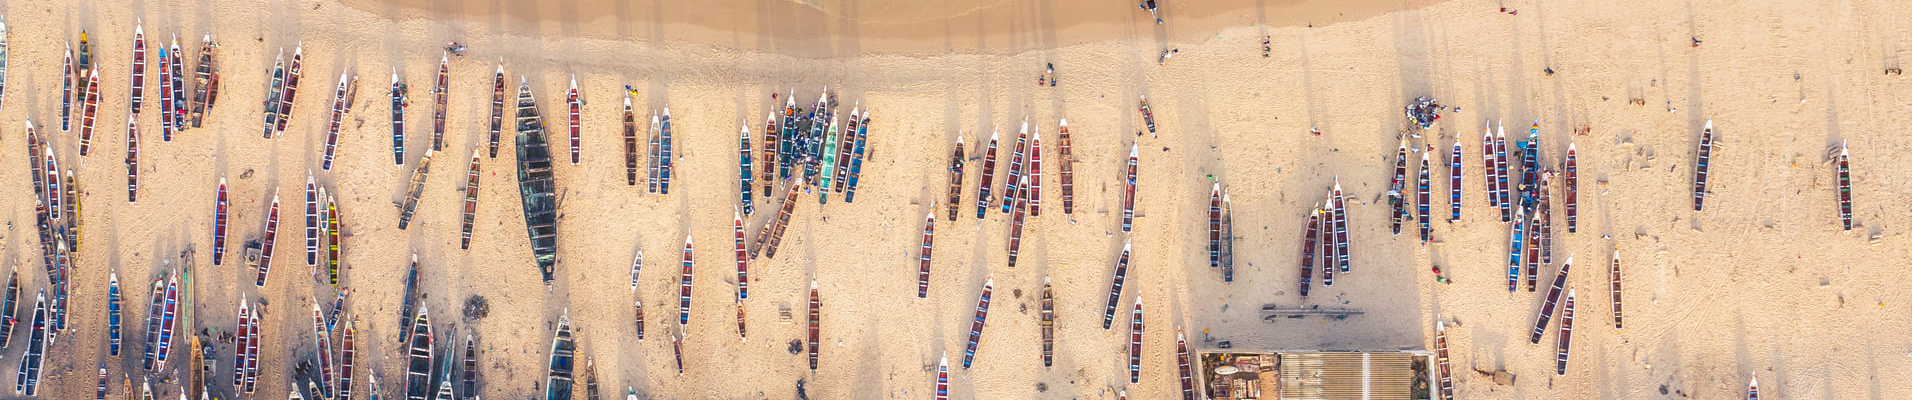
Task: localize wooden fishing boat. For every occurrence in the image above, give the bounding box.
[419,54,445,151]
[103,273,118,356]
[13,291,44,395]
[325,290,344,333]
[1748,377,1758,400]
[1450,138,1462,221]
[323,72,352,170]
[1391,139,1408,235]
[1026,126,1041,215]
[807,281,820,371]
[1539,174,1554,265]
[1006,176,1028,268]
[155,272,179,370]
[1321,194,1335,286]
[0,20,7,108]
[1138,95,1156,135]
[1331,180,1350,273]
[1480,126,1498,221]
[803,90,828,183]
[584,359,599,400]
[189,35,214,128]
[1176,329,1195,400]
[739,125,755,214]
[434,347,455,400]
[1520,122,1541,195]
[401,255,419,331]
[1495,124,1512,220]
[976,128,999,219]
[1208,183,1222,269]
[1529,255,1573,345]
[95,365,106,400]
[1040,278,1054,367]
[1418,149,1432,243]
[261,49,284,138]
[736,297,749,341]
[845,110,870,202]
[275,45,305,135]
[130,24,146,114]
[327,195,341,286]
[935,355,949,400]
[1122,144,1138,233]
[818,116,840,203]
[776,91,798,182]
[233,298,249,389]
[390,70,406,165]
[459,147,481,250]
[485,62,505,158]
[340,321,357,400]
[79,68,100,155]
[405,307,434,400]
[834,107,858,193]
[630,250,642,294]
[733,212,748,301]
[1128,297,1143,384]
[946,135,965,221]
[961,277,995,369]
[1101,241,1132,330]
[311,303,335,399]
[1611,251,1623,329]
[152,44,168,136]
[760,109,778,195]
[63,171,80,251]
[659,107,674,195]
[917,209,935,298]
[1220,192,1234,282]
[368,375,381,400]
[633,300,645,342]
[258,190,281,287]
[1525,203,1543,292]
[462,334,476,396]
[1565,143,1579,232]
[670,329,685,376]
[62,45,74,132]
[1299,208,1319,296]
[678,234,694,326]
[0,272,14,348]
[622,97,638,185]
[1837,141,1851,231]
[245,306,261,393]
[515,79,560,284]
[1555,290,1576,376]
[647,111,662,193]
[123,118,138,202]
[1435,320,1454,400]
[547,311,576,400]
[168,37,186,132]
[1001,121,1028,214]
[755,180,800,260]
[563,76,581,164]
[305,174,320,265]
[1506,208,1526,292]
[1058,118,1075,215]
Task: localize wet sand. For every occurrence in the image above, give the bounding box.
[8,0,1912,399]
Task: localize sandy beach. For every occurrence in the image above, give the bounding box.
[5,0,1912,398]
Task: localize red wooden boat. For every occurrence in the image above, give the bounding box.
[1299,207,1319,296]
[1748,377,1759,400]
[156,45,173,139]
[130,24,146,114]
[835,106,858,193]
[305,174,319,266]
[274,45,303,136]
[258,191,281,287]
[1610,250,1623,328]
[633,300,645,342]
[807,281,820,370]
[340,321,357,400]
[1177,329,1195,400]
[917,208,935,298]
[1450,138,1462,221]
[461,149,481,250]
[123,118,137,202]
[976,128,999,219]
[61,45,74,131]
[311,303,335,398]
[1435,320,1454,400]
[1418,149,1432,243]
[1837,141,1851,231]
[733,211,748,300]
[763,101,784,194]
[233,298,249,389]
[1529,255,1573,345]
[488,63,505,158]
[1006,176,1028,268]
[78,70,99,155]
[1481,125,1499,221]
[934,355,949,400]
[1122,144,1138,233]
[1332,180,1350,273]
[167,38,184,130]
[757,180,801,260]
[622,97,638,185]
[1101,241,1132,330]
[1040,278,1054,367]
[1058,118,1075,215]
[567,75,580,164]
[244,306,260,393]
[1556,290,1576,376]
[1495,124,1513,219]
[1391,139,1409,235]
[961,277,995,369]
[431,54,449,151]
[1128,297,1143,384]
[678,233,694,327]
[1525,196,1543,292]
[1028,126,1043,217]
[189,34,216,128]
[1208,183,1222,268]
[156,273,179,370]
[1321,194,1336,286]
[213,179,228,265]
[1565,143,1578,233]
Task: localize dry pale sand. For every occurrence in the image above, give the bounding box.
[7,0,1912,399]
